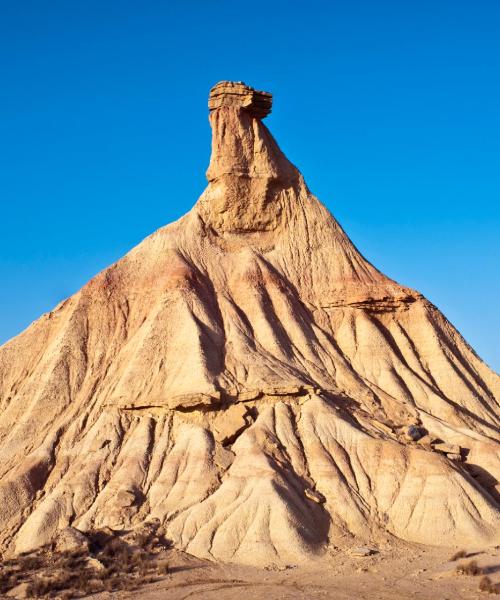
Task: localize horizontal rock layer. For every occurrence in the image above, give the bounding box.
[208,80,272,118]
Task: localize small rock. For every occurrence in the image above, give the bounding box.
[304,488,325,504]
[85,557,106,571]
[212,403,248,445]
[55,526,89,554]
[214,444,235,470]
[6,582,31,599]
[350,546,377,557]
[447,453,462,461]
[406,425,426,441]
[417,434,438,446]
[266,563,298,571]
[433,442,461,455]
[115,489,137,507]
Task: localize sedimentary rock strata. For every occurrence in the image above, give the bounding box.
[0,82,498,566]
[208,80,272,118]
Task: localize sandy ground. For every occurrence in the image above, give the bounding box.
[92,542,500,600]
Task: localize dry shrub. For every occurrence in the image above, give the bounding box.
[100,536,128,558]
[19,555,44,571]
[85,578,105,593]
[0,527,170,598]
[54,550,87,570]
[479,576,499,594]
[155,559,169,575]
[88,528,114,551]
[28,572,73,597]
[450,549,467,561]
[135,531,152,548]
[456,560,483,576]
[0,571,20,594]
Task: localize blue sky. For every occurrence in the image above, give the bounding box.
[1,0,499,371]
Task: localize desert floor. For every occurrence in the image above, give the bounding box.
[92,542,499,600]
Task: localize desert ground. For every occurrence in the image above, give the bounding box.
[2,529,498,599]
[104,543,500,599]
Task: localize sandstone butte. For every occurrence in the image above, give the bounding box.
[0,81,498,567]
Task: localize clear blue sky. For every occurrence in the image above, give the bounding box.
[1,1,499,371]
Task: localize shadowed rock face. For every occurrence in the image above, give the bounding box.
[0,81,498,566]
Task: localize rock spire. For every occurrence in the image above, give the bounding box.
[200,81,297,234]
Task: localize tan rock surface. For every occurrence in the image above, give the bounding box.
[0,81,498,566]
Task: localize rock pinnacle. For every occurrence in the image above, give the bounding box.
[208,81,273,119]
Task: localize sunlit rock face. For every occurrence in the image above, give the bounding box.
[0,81,498,566]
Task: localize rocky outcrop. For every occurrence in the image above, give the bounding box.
[208,81,272,118]
[0,82,498,565]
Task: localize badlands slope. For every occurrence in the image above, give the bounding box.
[0,81,498,566]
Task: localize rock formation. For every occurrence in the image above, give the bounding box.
[0,81,498,566]
[208,81,272,118]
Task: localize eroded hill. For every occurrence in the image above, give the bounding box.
[0,81,498,566]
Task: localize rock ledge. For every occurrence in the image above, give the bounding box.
[208,80,272,118]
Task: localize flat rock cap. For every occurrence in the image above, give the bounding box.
[209,81,272,118]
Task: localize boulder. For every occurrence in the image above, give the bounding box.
[433,443,461,455]
[85,556,106,571]
[6,583,31,599]
[116,489,137,508]
[406,425,426,441]
[213,403,248,445]
[54,527,89,554]
[417,434,438,446]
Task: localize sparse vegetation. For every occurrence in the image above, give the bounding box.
[479,576,499,594]
[456,559,483,576]
[450,549,467,561]
[0,525,170,598]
